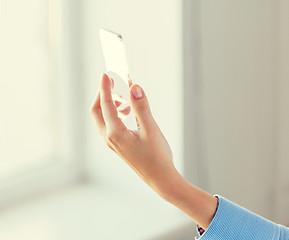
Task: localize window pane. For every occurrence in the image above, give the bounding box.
[0,0,59,178]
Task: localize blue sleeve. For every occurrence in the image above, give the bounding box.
[197,195,289,240]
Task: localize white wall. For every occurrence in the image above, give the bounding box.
[199,0,289,224]
[275,0,289,224]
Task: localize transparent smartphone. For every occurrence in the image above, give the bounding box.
[99,29,138,130]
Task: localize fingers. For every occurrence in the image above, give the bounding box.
[100,73,128,145]
[90,73,127,138]
[129,84,157,134]
[100,73,117,119]
[91,74,157,137]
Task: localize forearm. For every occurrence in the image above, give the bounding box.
[153,170,218,230]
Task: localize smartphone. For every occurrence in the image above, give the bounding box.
[99,28,138,130]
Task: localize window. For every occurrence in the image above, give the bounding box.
[0,0,79,202]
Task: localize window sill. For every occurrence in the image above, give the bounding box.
[0,183,195,240]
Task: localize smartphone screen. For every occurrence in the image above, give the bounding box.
[99,29,137,130]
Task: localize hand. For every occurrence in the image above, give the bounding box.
[90,73,181,196]
[90,73,218,229]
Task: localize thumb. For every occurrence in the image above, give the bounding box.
[129,84,157,132]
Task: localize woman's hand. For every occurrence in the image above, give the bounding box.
[90,73,218,230]
[90,73,181,197]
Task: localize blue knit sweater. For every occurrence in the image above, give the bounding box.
[196,196,289,240]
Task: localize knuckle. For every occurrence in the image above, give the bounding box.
[106,129,121,144]
[102,97,112,105]
[135,101,146,110]
[105,123,127,146]
[105,138,115,151]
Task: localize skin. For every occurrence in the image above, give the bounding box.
[90,73,218,230]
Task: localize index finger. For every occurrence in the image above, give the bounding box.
[100,73,126,131]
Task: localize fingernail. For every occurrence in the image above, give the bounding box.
[132,86,143,99]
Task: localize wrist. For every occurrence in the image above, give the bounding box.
[154,171,218,230]
[152,169,187,202]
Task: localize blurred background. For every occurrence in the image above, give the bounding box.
[0,0,288,239]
